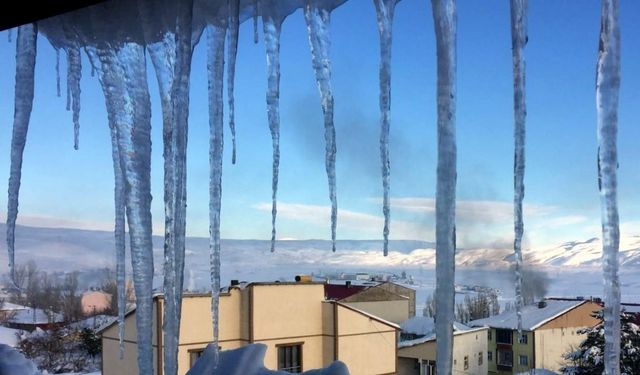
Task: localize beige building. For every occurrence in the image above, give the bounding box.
[397,326,489,375]
[325,281,415,324]
[101,282,399,375]
[469,299,601,374]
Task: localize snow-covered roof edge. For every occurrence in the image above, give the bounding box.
[529,300,587,330]
[398,326,488,349]
[332,301,401,330]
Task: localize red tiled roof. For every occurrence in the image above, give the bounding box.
[324,283,367,301]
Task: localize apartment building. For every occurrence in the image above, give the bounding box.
[468,299,601,374]
[100,281,399,375]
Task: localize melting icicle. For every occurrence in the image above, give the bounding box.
[253,0,259,44]
[228,0,240,164]
[510,0,527,337]
[304,0,338,252]
[262,5,283,253]
[373,0,398,256]
[66,46,82,149]
[91,43,155,375]
[141,0,195,373]
[56,49,61,97]
[431,0,457,374]
[6,24,37,287]
[596,0,621,373]
[7,28,12,43]
[207,23,226,369]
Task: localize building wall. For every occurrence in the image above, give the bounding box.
[538,301,601,330]
[342,300,409,324]
[335,304,397,375]
[397,328,488,375]
[534,327,588,372]
[378,282,417,317]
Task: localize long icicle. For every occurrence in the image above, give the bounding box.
[56,48,61,97]
[6,23,37,287]
[431,0,457,374]
[66,46,82,149]
[141,0,195,372]
[85,44,128,360]
[228,0,240,164]
[373,0,399,256]
[207,23,226,369]
[304,0,338,252]
[93,42,154,374]
[253,0,260,44]
[262,5,283,253]
[596,0,621,373]
[510,0,527,337]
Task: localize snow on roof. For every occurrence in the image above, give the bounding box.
[400,316,471,336]
[0,302,28,311]
[398,326,487,349]
[8,307,64,324]
[468,300,586,331]
[622,303,640,314]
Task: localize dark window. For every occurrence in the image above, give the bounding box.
[497,349,513,367]
[519,355,529,366]
[518,333,528,344]
[278,344,302,373]
[189,349,205,367]
[488,351,493,362]
[488,330,492,340]
[478,351,483,366]
[464,355,469,370]
[496,329,512,344]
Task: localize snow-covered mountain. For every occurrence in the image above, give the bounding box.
[1,224,639,275]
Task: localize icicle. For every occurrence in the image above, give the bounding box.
[141,0,195,373]
[66,46,82,149]
[207,23,226,369]
[6,24,37,288]
[431,0,457,374]
[228,0,240,164]
[262,5,283,253]
[596,0,621,373]
[253,0,260,43]
[7,28,12,43]
[304,0,338,252]
[56,49,61,97]
[91,43,154,375]
[373,0,398,256]
[510,0,527,338]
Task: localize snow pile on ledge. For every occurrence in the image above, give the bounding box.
[0,344,39,375]
[187,343,350,375]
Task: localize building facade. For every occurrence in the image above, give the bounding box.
[101,282,399,375]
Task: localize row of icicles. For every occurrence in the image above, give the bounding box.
[4,0,623,374]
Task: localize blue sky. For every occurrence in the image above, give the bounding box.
[0,0,639,250]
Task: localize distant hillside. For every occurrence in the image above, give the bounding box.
[0,224,638,275]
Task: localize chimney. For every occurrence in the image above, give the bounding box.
[538,301,547,309]
[346,281,352,288]
[230,280,239,286]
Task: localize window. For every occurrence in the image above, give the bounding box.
[496,329,512,344]
[488,330,492,340]
[518,333,528,344]
[421,360,436,375]
[464,355,469,370]
[497,349,513,367]
[189,349,205,367]
[277,343,302,373]
[488,351,493,362]
[478,351,483,366]
[519,355,529,366]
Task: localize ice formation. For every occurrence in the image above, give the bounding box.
[430,0,457,374]
[510,0,527,336]
[373,0,399,256]
[596,0,622,373]
[2,0,627,374]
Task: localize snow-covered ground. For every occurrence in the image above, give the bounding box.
[0,325,20,347]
